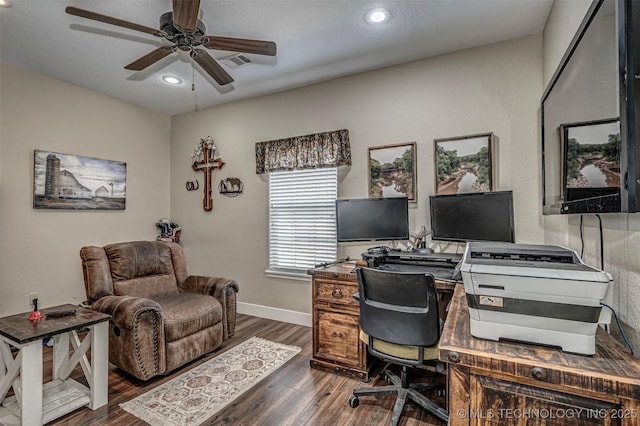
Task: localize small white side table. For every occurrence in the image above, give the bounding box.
[0,304,111,425]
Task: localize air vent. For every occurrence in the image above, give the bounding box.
[220,54,252,69]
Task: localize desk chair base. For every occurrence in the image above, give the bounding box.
[349,366,449,425]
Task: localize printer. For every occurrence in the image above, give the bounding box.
[460,242,613,355]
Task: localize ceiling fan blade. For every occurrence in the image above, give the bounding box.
[205,36,277,56]
[124,46,175,71]
[172,0,200,33]
[191,49,234,86]
[65,6,162,37]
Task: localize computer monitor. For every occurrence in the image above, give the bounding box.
[336,197,409,242]
[429,191,515,243]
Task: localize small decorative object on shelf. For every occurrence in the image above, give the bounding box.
[156,218,181,243]
[219,177,244,196]
[191,136,225,211]
[28,298,43,321]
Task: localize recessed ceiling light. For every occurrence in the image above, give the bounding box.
[366,8,389,24]
[162,75,182,85]
[0,0,13,8]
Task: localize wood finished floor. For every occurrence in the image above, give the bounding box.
[46,314,447,425]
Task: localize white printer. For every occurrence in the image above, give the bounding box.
[460,242,613,355]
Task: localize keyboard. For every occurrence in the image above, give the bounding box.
[376,263,457,281]
[385,251,462,265]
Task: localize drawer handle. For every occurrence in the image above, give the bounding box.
[331,288,344,298]
[331,332,344,338]
[531,367,547,380]
[448,351,460,363]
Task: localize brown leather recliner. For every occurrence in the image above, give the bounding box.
[80,240,239,380]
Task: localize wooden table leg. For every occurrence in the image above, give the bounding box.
[53,332,70,379]
[20,340,43,426]
[89,321,108,409]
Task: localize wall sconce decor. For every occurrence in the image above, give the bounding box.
[219,177,244,196]
[185,180,199,191]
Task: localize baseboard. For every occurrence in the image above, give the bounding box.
[237,302,312,327]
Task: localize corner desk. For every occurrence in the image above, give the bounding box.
[439,285,640,426]
[307,262,457,380]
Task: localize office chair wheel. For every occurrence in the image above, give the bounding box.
[348,395,359,408]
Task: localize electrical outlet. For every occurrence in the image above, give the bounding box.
[28,292,39,306]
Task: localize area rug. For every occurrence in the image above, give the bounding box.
[120,336,301,425]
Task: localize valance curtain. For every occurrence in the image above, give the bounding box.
[255,129,351,174]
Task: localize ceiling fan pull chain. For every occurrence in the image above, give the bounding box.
[193,63,198,111]
[192,61,195,91]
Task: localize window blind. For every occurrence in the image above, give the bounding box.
[269,168,337,273]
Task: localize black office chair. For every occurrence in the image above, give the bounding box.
[348,267,449,425]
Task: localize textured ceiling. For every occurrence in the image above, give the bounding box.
[0,1,553,116]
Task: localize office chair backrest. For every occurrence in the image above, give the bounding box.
[356,267,440,347]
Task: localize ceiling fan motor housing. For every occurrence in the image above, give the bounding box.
[159,12,207,50]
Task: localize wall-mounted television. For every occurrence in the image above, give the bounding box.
[336,197,409,242]
[541,0,640,214]
[429,191,515,243]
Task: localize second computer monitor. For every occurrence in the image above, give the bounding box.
[336,197,409,242]
[429,191,515,243]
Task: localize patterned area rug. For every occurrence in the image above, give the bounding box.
[120,336,301,425]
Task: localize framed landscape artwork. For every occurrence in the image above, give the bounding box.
[561,118,620,198]
[368,142,416,202]
[434,133,493,195]
[33,149,126,210]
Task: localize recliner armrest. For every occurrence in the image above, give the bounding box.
[90,294,166,380]
[180,275,237,296]
[180,275,239,340]
[91,295,162,330]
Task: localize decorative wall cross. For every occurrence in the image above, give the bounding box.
[192,136,225,211]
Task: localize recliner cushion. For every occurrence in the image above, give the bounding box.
[153,293,223,342]
[106,241,179,298]
[113,275,179,299]
[106,241,173,279]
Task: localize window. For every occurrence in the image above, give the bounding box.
[268,168,337,276]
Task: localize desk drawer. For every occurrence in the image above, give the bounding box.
[313,307,362,366]
[313,278,358,307]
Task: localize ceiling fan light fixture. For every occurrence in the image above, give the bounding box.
[162,75,182,85]
[366,8,389,24]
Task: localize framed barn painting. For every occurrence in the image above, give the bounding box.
[368,142,416,202]
[33,150,126,210]
[434,133,493,195]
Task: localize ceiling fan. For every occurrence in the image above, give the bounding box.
[65,0,277,86]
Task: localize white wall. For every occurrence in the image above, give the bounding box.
[0,61,171,315]
[170,34,544,318]
[542,0,592,85]
[542,0,639,353]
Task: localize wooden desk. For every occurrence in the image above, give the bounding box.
[308,263,457,380]
[0,304,111,426]
[439,286,640,426]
